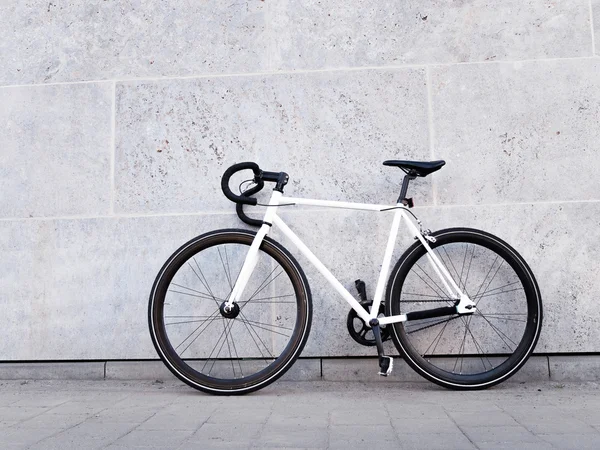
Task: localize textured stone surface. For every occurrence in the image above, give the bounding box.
[270,0,592,70]
[549,356,600,381]
[0,83,112,218]
[114,69,431,214]
[0,214,243,360]
[430,59,600,205]
[0,363,104,380]
[0,1,268,85]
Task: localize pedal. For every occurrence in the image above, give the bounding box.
[378,356,394,377]
[370,319,393,377]
[355,279,368,302]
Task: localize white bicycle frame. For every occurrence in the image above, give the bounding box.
[226,190,476,325]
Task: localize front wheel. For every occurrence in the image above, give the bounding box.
[149,229,312,395]
[386,228,542,390]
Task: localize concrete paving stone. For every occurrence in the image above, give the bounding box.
[45,401,115,416]
[270,0,591,69]
[0,83,112,218]
[115,68,431,215]
[391,417,461,433]
[321,357,425,382]
[0,426,61,445]
[267,412,329,428]
[511,414,596,435]
[188,422,263,446]
[538,433,600,449]
[387,403,449,420]
[207,408,271,424]
[254,424,328,448]
[431,59,600,205]
[329,425,397,449]
[330,408,389,425]
[112,429,194,447]
[0,406,53,421]
[0,363,105,381]
[394,432,476,450]
[0,1,268,85]
[477,443,553,450]
[550,355,600,382]
[462,425,541,443]
[17,413,88,429]
[86,405,161,424]
[446,410,519,427]
[136,410,212,431]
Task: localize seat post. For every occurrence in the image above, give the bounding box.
[397,174,416,204]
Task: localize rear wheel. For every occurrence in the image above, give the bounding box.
[149,229,312,395]
[386,228,542,389]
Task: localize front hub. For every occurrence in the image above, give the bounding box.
[220,302,240,319]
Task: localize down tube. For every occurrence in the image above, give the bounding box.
[271,215,371,323]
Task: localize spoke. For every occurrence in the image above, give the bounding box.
[475,260,504,307]
[439,246,468,297]
[423,318,451,356]
[413,264,453,302]
[201,318,235,372]
[473,287,523,301]
[170,283,225,301]
[245,265,279,303]
[399,299,452,303]
[237,318,291,338]
[239,310,276,358]
[477,312,518,350]
[229,323,244,378]
[405,315,462,334]
[472,255,500,302]
[459,244,468,292]
[166,318,216,326]
[464,323,495,371]
[221,317,235,377]
[472,281,522,298]
[193,257,220,305]
[477,315,526,323]
[452,322,469,375]
[241,294,296,302]
[224,246,234,291]
[176,308,221,354]
[218,247,233,290]
[463,245,476,293]
[168,289,220,301]
[245,270,285,305]
[237,315,271,363]
[206,319,237,375]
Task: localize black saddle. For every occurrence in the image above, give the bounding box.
[383,160,446,177]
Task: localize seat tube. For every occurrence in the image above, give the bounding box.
[370,207,403,318]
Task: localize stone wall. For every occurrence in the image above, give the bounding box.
[1,1,599,360]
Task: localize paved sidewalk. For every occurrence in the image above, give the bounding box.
[1,380,600,449]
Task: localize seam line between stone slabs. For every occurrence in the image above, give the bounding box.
[0,55,597,90]
[2,198,600,223]
[109,81,116,216]
[425,65,437,207]
[590,0,597,56]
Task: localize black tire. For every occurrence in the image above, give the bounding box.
[149,229,312,395]
[386,228,542,390]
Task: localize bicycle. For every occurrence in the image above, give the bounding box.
[148,160,543,395]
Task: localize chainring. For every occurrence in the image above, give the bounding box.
[347,301,391,347]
